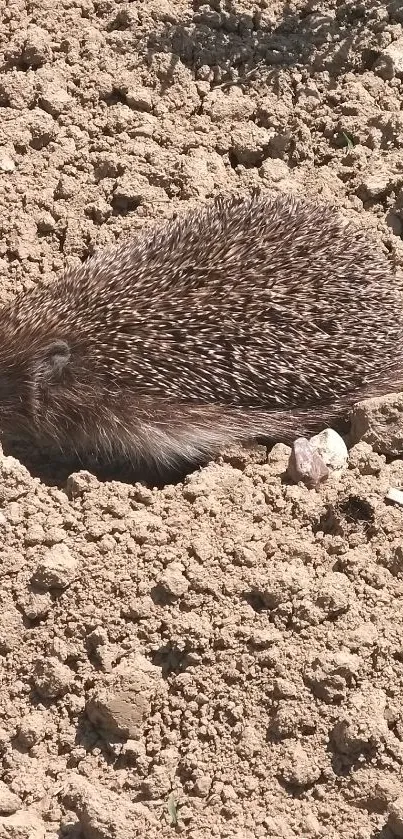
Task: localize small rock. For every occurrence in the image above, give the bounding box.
[332,688,389,754]
[374,37,403,80]
[125,86,153,112]
[348,442,385,475]
[388,795,403,837]
[190,538,213,562]
[21,25,51,67]
[24,524,45,546]
[54,174,77,200]
[36,211,57,234]
[39,84,72,116]
[356,171,391,200]
[287,437,329,488]
[156,564,189,600]
[305,651,360,703]
[248,627,282,648]
[122,738,146,761]
[350,392,403,456]
[266,442,291,474]
[385,487,403,507]
[0,782,21,815]
[0,812,46,838]
[32,544,77,590]
[280,743,322,787]
[0,729,9,752]
[126,596,155,621]
[86,198,111,225]
[310,428,348,471]
[315,572,352,619]
[63,774,156,837]
[203,87,254,123]
[141,764,171,798]
[259,158,291,183]
[33,657,73,698]
[375,778,403,808]
[87,688,150,739]
[230,124,273,166]
[17,711,47,749]
[273,677,299,699]
[193,774,212,798]
[20,590,52,620]
[28,111,57,149]
[131,484,154,505]
[0,597,24,654]
[65,470,99,498]
[0,154,15,173]
[112,174,152,211]
[86,653,161,739]
[93,153,125,181]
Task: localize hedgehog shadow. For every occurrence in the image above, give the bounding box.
[139,0,392,89]
[1,435,212,489]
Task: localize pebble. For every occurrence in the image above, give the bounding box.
[125,86,153,112]
[280,743,322,787]
[63,774,157,838]
[66,470,100,498]
[17,712,46,749]
[21,25,51,67]
[0,782,21,815]
[310,428,348,471]
[32,544,78,590]
[193,774,212,798]
[86,653,161,738]
[20,591,52,620]
[0,812,46,838]
[356,171,391,200]
[374,36,403,80]
[230,124,274,166]
[0,154,15,173]
[38,84,72,116]
[24,524,45,546]
[287,437,329,488]
[348,441,385,475]
[87,687,150,739]
[141,764,171,798]
[259,158,291,183]
[93,153,125,181]
[266,442,291,474]
[32,657,73,698]
[305,651,360,703]
[350,392,403,456]
[331,688,388,754]
[385,487,403,507]
[156,564,189,600]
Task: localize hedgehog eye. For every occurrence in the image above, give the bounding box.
[34,340,71,382]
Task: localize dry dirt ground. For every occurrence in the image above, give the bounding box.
[1,1,403,837]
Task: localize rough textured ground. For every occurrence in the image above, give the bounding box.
[1,1,403,837]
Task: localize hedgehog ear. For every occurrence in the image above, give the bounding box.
[34,340,71,382]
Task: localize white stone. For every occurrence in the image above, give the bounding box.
[374,37,403,80]
[385,487,403,507]
[310,428,348,471]
[0,155,15,173]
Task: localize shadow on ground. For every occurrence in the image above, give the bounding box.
[130,0,401,87]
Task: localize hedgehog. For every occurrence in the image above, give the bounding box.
[0,191,402,479]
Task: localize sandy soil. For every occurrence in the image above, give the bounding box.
[1,1,403,837]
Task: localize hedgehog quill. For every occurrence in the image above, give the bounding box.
[0,192,402,476]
